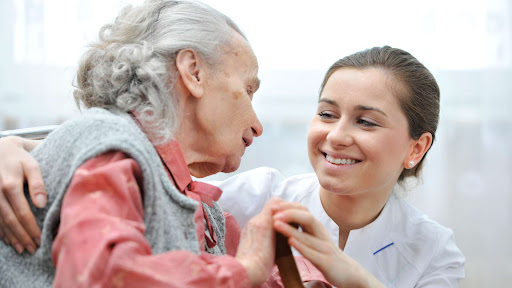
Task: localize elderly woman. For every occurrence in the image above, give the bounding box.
[0,0,277,287]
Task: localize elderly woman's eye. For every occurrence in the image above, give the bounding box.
[318,112,334,118]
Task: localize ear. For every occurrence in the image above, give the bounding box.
[404,132,433,169]
[175,49,206,99]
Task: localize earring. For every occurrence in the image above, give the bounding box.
[409,161,415,168]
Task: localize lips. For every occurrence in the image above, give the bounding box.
[243,137,253,147]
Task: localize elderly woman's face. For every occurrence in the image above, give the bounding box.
[194,36,263,175]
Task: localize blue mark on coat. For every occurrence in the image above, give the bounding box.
[373,242,394,255]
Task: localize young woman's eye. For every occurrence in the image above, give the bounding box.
[357,118,377,127]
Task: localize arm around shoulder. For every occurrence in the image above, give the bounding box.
[0,136,45,254]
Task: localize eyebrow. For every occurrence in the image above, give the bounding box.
[318,98,388,117]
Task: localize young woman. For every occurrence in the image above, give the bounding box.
[214,46,465,287]
[0,46,465,287]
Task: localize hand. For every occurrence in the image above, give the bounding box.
[235,198,277,286]
[272,201,385,288]
[304,280,330,288]
[0,136,45,254]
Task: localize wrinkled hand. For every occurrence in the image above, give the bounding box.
[0,136,45,254]
[236,198,278,286]
[271,200,385,288]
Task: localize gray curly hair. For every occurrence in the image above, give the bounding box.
[74,0,247,144]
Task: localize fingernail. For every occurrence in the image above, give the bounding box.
[14,243,24,254]
[34,193,47,207]
[271,204,280,211]
[34,237,41,246]
[26,244,36,255]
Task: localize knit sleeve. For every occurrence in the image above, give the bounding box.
[51,151,250,288]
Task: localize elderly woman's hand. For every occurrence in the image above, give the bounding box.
[271,200,386,288]
[235,198,278,286]
[0,136,45,254]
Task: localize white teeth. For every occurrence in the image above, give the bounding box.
[325,154,357,165]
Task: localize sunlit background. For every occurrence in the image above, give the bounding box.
[0,0,511,286]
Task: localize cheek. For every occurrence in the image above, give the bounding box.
[232,89,243,100]
[229,100,255,130]
[306,123,318,146]
[306,121,324,151]
[363,132,409,164]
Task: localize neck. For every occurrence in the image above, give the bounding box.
[320,187,392,235]
[174,115,219,179]
[172,83,222,178]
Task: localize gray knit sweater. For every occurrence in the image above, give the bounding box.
[0,108,227,287]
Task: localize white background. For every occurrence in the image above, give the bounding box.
[0,0,511,286]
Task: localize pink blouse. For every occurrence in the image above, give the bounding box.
[51,140,250,287]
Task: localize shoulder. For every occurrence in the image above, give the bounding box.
[34,108,150,159]
[391,196,452,243]
[390,196,465,278]
[53,108,139,140]
[214,167,284,228]
[220,167,319,202]
[213,167,284,195]
[276,172,319,202]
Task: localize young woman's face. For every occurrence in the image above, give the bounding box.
[307,67,415,197]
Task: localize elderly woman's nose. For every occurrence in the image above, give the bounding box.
[252,118,263,137]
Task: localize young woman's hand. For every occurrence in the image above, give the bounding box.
[0,136,45,254]
[271,200,386,288]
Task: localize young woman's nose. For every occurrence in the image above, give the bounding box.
[326,120,353,147]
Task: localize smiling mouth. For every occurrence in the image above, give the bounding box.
[323,153,361,165]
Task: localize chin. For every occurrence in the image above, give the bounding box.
[316,173,351,194]
[221,158,241,173]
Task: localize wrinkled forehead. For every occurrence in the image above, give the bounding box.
[225,33,258,66]
[221,33,260,82]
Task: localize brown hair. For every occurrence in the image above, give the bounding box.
[320,46,440,182]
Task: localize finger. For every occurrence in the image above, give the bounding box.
[0,189,37,252]
[3,178,42,245]
[270,200,308,214]
[304,280,329,288]
[23,159,47,208]
[2,224,24,254]
[288,236,326,268]
[274,220,327,252]
[0,224,8,244]
[273,209,328,238]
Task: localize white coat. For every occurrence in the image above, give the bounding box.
[213,167,465,288]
